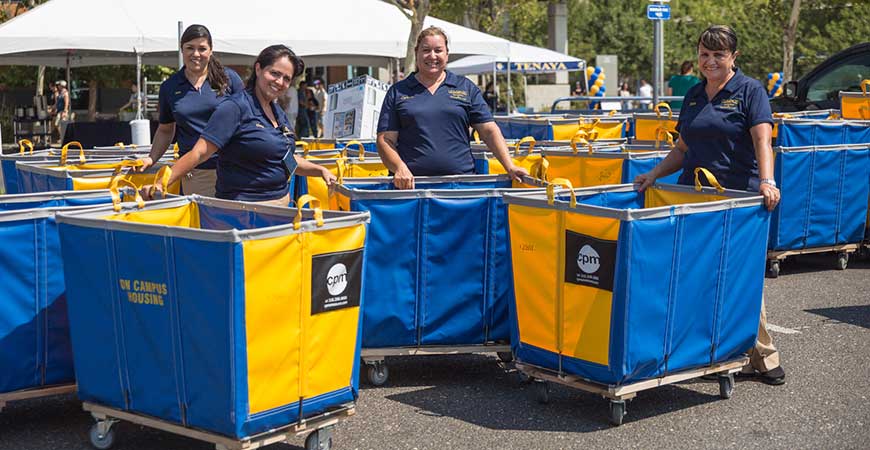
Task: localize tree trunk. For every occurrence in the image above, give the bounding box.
[36,66,45,96]
[88,79,98,121]
[403,0,430,73]
[782,0,801,81]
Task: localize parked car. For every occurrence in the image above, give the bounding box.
[770,42,870,112]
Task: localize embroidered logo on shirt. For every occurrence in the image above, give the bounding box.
[448,89,468,101]
[688,101,697,106]
[174,91,182,95]
[255,123,265,129]
[398,95,412,101]
[719,98,740,109]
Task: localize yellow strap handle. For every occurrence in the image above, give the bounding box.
[772,113,794,119]
[149,165,172,198]
[172,142,180,160]
[18,139,34,155]
[299,141,310,156]
[654,102,673,119]
[335,158,347,185]
[514,136,536,157]
[293,194,324,230]
[60,141,85,165]
[546,177,576,208]
[608,109,617,117]
[472,130,481,144]
[114,142,126,149]
[826,111,841,120]
[861,79,870,95]
[109,177,145,212]
[694,167,725,193]
[531,156,550,181]
[654,127,675,150]
[345,140,366,161]
[570,130,598,154]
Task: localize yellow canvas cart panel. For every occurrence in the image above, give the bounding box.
[840,81,870,120]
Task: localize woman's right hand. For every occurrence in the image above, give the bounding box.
[393,164,415,190]
[134,156,154,173]
[633,171,657,192]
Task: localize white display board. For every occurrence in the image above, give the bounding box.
[324,75,390,140]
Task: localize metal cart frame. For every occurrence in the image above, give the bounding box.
[83,401,355,450]
[516,357,749,426]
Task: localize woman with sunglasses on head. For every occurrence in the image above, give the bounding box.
[143,45,336,206]
[139,24,245,196]
[634,25,785,386]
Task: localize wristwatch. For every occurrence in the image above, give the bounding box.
[760,178,777,188]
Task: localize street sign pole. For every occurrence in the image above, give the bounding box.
[647,0,670,106]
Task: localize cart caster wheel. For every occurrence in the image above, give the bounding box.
[836,252,848,270]
[89,423,116,450]
[718,373,734,399]
[534,380,549,404]
[366,362,389,386]
[608,400,626,426]
[767,260,780,278]
[304,429,333,450]
[497,351,514,363]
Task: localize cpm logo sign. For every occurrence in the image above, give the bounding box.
[311,249,363,315]
[565,230,617,292]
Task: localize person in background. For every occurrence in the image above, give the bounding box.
[117,83,146,115]
[667,60,701,110]
[312,78,327,137]
[55,80,71,143]
[483,81,498,112]
[573,80,585,96]
[47,83,58,116]
[376,26,528,189]
[143,45,335,206]
[296,79,312,137]
[139,24,245,196]
[281,81,299,131]
[634,25,785,386]
[638,79,653,109]
[305,90,320,138]
[618,82,633,110]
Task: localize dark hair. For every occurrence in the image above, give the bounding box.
[697,25,738,54]
[245,45,305,90]
[180,24,229,95]
[415,26,449,52]
[679,60,693,75]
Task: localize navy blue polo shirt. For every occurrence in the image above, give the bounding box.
[377,70,493,176]
[200,89,294,201]
[158,67,245,169]
[676,69,773,190]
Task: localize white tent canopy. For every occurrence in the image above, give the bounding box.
[0,0,510,68]
[449,42,584,75]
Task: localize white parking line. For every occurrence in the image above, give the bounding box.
[767,323,802,334]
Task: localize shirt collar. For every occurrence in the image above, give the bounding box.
[697,68,745,97]
[406,70,459,89]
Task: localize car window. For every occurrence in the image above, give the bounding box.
[806,52,870,102]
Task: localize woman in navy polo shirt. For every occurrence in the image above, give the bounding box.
[139,25,245,196]
[376,27,528,189]
[634,25,785,386]
[144,45,336,205]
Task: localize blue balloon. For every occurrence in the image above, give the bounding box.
[767,73,773,79]
[589,74,598,84]
[594,66,602,74]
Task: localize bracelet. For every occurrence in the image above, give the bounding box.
[760,178,777,188]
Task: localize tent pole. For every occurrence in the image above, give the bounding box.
[65,51,70,86]
[493,62,498,112]
[523,73,527,111]
[177,21,184,69]
[506,57,512,113]
[136,51,143,120]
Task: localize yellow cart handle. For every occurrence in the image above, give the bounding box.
[514,136,536,157]
[18,139,33,155]
[546,177,576,208]
[345,140,366,161]
[861,79,870,95]
[298,141,310,157]
[570,130,598,154]
[654,127,675,150]
[472,130,481,144]
[149,165,172,198]
[109,177,145,212]
[654,102,673,119]
[294,194,324,229]
[694,167,725,193]
[60,141,85,165]
[172,142,180,160]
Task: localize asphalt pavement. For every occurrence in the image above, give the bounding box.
[0,252,867,450]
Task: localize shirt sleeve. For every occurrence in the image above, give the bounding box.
[745,80,774,127]
[158,79,175,124]
[226,68,246,94]
[468,83,494,125]
[200,99,241,149]
[376,85,400,133]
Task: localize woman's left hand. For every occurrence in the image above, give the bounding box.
[321,167,337,186]
[759,183,780,211]
[506,165,530,183]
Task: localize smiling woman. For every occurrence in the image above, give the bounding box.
[142,45,337,206]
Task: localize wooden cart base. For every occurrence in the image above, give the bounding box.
[361,344,513,386]
[82,401,354,450]
[767,243,859,277]
[0,384,76,412]
[516,357,749,426]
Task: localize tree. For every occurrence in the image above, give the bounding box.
[388,0,432,73]
[782,0,801,81]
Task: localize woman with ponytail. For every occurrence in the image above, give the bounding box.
[140,24,245,196]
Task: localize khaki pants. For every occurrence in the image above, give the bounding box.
[748,297,780,372]
[181,169,217,197]
[253,193,290,207]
